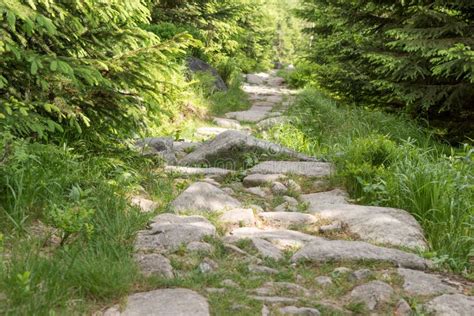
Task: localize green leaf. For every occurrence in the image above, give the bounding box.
[50,61,58,71]
[7,11,16,31]
[30,61,38,75]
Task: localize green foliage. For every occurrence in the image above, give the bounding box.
[264,89,473,272]
[0,0,192,140]
[297,0,474,141]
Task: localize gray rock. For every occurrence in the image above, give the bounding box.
[224,243,251,256]
[291,239,430,270]
[202,177,221,187]
[107,288,209,315]
[283,196,299,206]
[332,267,352,276]
[350,281,394,310]
[180,131,313,166]
[229,227,319,249]
[130,196,157,213]
[272,182,288,195]
[170,182,241,213]
[266,94,284,103]
[249,238,284,260]
[395,299,412,316]
[245,187,269,198]
[249,264,279,275]
[424,294,474,316]
[259,212,317,229]
[221,187,234,195]
[314,276,333,287]
[250,296,298,304]
[187,241,213,253]
[135,214,216,253]
[199,258,218,273]
[188,57,227,91]
[349,269,373,281]
[262,305,270,316]
[247,73,267,85]
[243,174,287,187]
[225,109,269,123]
[219,208,256,228]
[301,189,349,208]
[213,117,243,129]
[256,116,290,130]
[134,253,173,278]
[165,166,233,181]
[249,161,332,177]
[278,306,321,316]
[302,190,428,250]
[135,137,177,164]
[221,279,239,288]
[397,268,458,296]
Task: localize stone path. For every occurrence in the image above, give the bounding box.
[110,72,473,315]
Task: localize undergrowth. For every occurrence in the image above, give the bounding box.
[263,88,474,274]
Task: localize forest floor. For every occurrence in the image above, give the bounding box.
[99,72,473,315]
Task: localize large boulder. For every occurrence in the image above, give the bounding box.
[179,131,315,167]
[302,190,427,250]
[187,57,227,91]
[105,288,210,315]
[292,239,430,270]
[170,182,242,213]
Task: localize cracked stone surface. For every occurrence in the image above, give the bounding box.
[228,227,320,249]
[292,239,430,270]
[303,190,428,250]
[258,212,317,229]
[424,294,474,315]
[105,289,210,316]
[170,182,241,213]
[397,268,459,296]
[135,214,216,253]
[249,161,332,177]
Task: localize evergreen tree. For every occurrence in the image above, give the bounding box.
[298,0,474,140]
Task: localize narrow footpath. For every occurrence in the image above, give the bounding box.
[104,72,473,315]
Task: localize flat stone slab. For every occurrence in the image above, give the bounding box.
[249,161,332,177]
[228,227,319,249]
[243,174,287,187]
[165,166,233,181]
[212,117,243,129]
[179,131,313,166]
[225,110,269,122]
[170,182,241,213]
[397,268,459,296]
[134,253,173,278]
[135,214,216,253]
[250,296,298,304]
[249,238,284,260]
[291,239,430,270]
[107,288,210,315]
[219,208,256,228]
[259,212,318,229]
[302,190,427,250]
[424,294,474,315]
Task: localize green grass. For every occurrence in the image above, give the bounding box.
[262,88,474,274]
[0,137,180,314]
